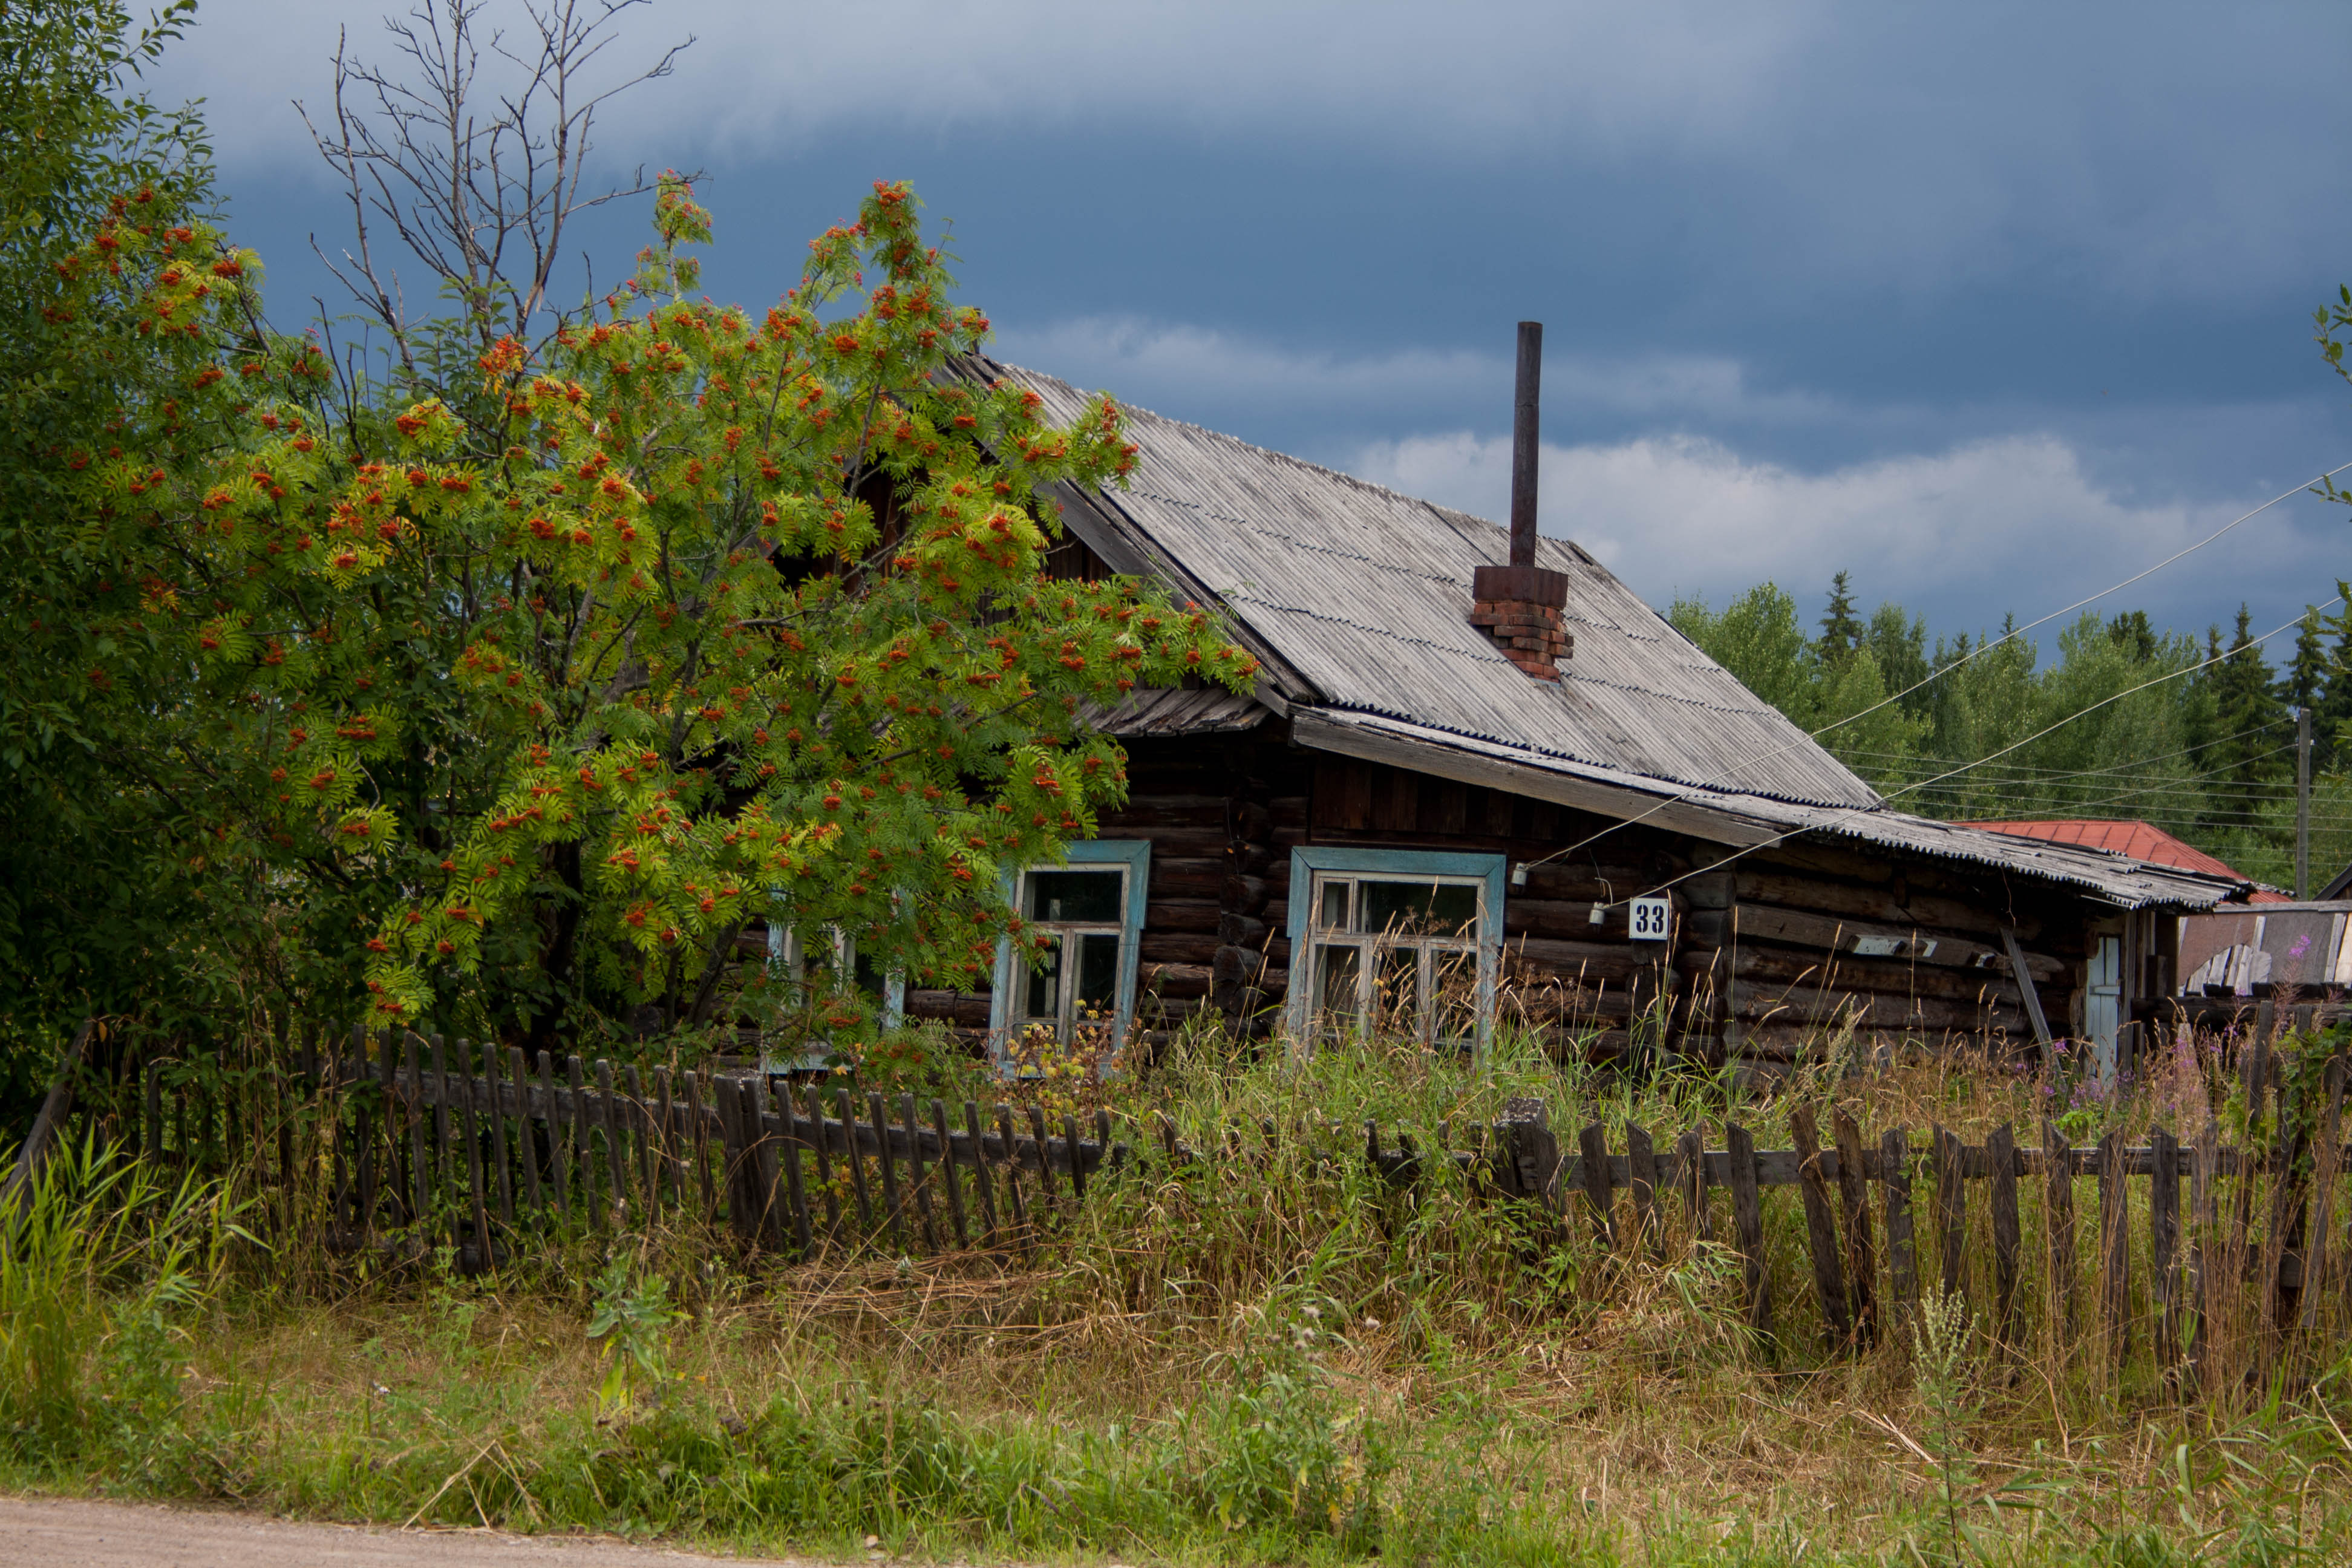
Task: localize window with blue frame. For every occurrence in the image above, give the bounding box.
[990,840,1151,1067]
[1284,847,1504,1052]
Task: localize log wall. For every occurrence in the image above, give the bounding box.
[899,725,2108,1073]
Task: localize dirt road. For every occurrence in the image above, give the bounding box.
[0,1495,851,1567]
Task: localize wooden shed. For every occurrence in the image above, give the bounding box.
[889,359,2241,1080]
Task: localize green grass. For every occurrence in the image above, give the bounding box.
[8,1026,2352,1565]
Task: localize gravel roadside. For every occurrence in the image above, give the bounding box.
[0,1495,861,1567]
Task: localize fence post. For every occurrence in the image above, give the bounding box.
[1494,1096,1557,1210]
[748,1078,783,1249]
[457,1040,492,1272]
[2229,1030,2268,1270]
[353,1025,377,1236]
[626,1064,655,1213]
[1615,1123,1655,1259]
[512,1047,543,1217]
[1725,1122,1771,1341]
[805,1086,843,1236]
[1062,1112,1087,1208]
[2151,1125,2181,1369]
[2042,1119,2077,1336]
[2097,1129,2129,1361]
[1578,1121,1616,1251]
[540,1050,571,1226]
[595,1059,628,1222]
[900,1095,939,1250]
[1678,1128,1710,1243]
[996,1103,1030,1248]
[378,1030,405,1227]
[1832,1107,1879,1345]
[964,1100,1000,1246]
[1932,1124,1968,1309]
[2300,1056,2346,1338]
[1789,1105,1851,1346]
[932,1099,970,1250]
[143,1057,162,1168]
[1881,1126,1918,1337]
[1988,1122,2020,1348]
[689,1067,715,1220]
[486,1044,515,1228]
[713,1074,750,1243]
[569,1056,601,1231]
[777,1082,814,1256]
[2189,1117,2218,1380]
[2262,1091,2311,1350]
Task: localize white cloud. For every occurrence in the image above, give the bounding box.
[1347,428,2250,622]
[993,313,2337,633]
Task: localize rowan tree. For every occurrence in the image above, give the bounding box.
[52,176,1250,1053]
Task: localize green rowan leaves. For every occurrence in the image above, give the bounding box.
[54,171,1247,1043]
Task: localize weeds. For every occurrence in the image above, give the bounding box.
[0,1134,240,1474]
[8,1028,2352,1564]
[587,1255,686,1418]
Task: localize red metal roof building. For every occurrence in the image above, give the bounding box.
[1958,818,2285,901]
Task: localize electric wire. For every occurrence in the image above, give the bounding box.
[1890,743,2304,804]
[1520,460,2352,878]
[1606,599,2340,910]
[1830,718,2293,782]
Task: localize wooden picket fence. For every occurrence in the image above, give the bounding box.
[126,1022,2352,1382]
[136,1030,1126,1264]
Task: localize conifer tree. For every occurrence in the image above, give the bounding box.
[2283,606,2327,717]
[2313,584,2352,773]
[2201,606,2290,844]
[2106,610,2158,664]
[1816,570,1864,665]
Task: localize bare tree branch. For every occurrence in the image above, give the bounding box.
[295,0,696,356]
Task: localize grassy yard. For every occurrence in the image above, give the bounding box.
[7,1028,2351,1566]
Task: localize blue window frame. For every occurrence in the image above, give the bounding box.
[1283,846,1506,1055]
[990,840,1151,1068]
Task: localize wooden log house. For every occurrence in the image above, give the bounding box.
[820,353,2246,1079]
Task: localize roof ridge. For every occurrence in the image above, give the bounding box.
[977,353,1881,812]
[992,356,1591,564]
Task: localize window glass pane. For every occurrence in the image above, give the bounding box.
[1432,948,1479,1048]
[1316,943,1361,1022]
[1025,933,1063,1022]
[852,947,887,998]
[1373,945,1419,1036]
[1027,868,1125,924]
[1359,879,1478,938]
[1076,932,1121,1016]
[1319,879,1351,930]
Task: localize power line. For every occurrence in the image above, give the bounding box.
[1830,719,2293,782]
[1804,463,2352,745]
[1614,599,2342,909]
[1885,743,2305,802]
[1529,459,2352,876]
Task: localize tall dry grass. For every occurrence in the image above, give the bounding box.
[11,1014,2352,1564]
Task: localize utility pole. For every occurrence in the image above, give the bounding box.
[2296,704,2312,900]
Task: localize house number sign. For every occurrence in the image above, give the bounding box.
[1628,895,1671,941]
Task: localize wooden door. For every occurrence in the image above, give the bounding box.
[2086,935,2122,1085]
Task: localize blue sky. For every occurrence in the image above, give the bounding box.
[155,1,2352,659]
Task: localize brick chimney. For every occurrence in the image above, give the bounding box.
[1469,321,1571,681]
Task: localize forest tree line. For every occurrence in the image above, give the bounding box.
[1669,572,2352,892]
